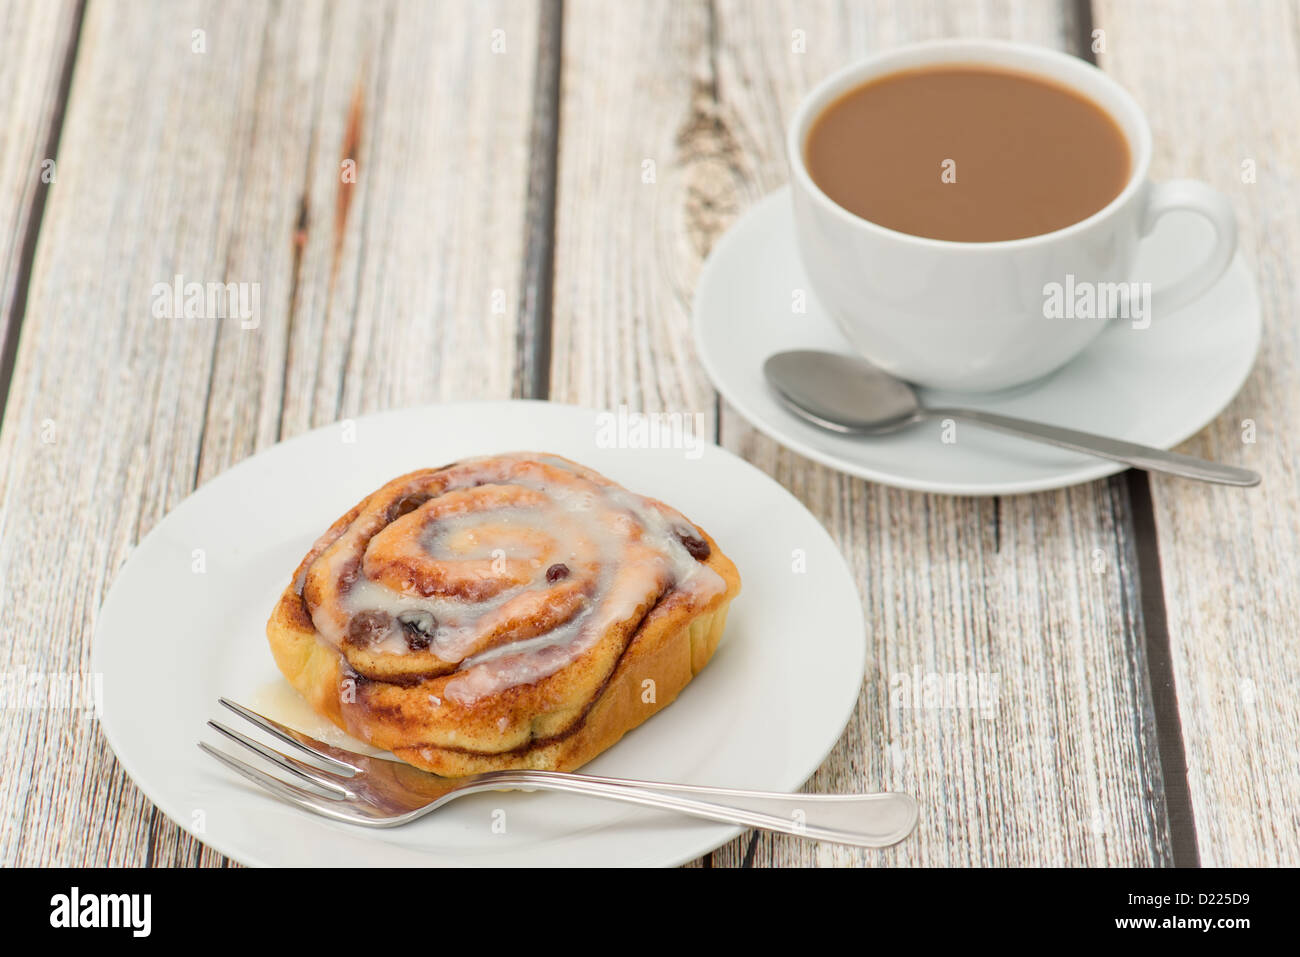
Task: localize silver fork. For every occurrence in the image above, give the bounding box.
[200,698,918,849]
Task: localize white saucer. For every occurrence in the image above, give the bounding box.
[91,401,868,867]
[694,188,1261,495]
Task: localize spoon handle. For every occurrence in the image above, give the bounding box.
[924,407,1260,486]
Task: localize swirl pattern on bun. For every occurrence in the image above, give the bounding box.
[267,453,740,775]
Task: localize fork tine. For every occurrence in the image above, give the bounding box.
[198,743,365,824]
[207,720,352,797]
[218,697,360,774]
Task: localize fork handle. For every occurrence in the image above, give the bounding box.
[474,771,918,849]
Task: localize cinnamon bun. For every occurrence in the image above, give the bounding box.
[266,453,741,775]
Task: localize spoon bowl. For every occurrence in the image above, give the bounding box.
[763,350,923,434]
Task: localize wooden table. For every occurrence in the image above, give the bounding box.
[1,0,1294,868]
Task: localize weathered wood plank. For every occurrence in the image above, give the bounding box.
[551,0,1172,866]
[0,0,538,866]
[0,0,81,411]
[1093,0,1300,866]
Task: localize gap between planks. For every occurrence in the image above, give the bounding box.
[1074,0,1200,868]
[514,0,564,400]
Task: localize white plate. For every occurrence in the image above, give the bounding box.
[91,401,867,867]
[695,188,1261,495]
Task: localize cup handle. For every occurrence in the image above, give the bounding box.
[1141,179,1237,317]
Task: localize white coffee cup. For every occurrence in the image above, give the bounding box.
[787,38,1237,393]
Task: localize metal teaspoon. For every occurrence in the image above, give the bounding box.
[763,350,1260,487]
